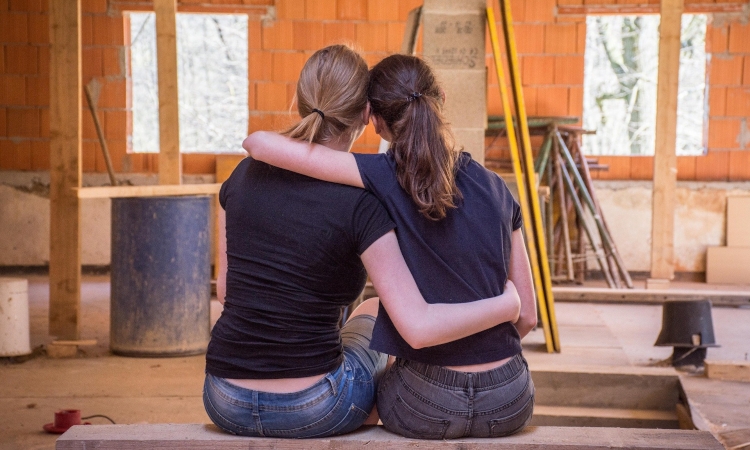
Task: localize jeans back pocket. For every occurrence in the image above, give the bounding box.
[383,394,450,440]
[488,393,534,438]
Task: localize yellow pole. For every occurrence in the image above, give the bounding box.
[486,7,553,352]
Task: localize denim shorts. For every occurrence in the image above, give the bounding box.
[203,315,387,438]
[376,353,534,439]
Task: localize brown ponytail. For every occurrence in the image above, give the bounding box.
[282,44,369,145]
[367,54,461,221]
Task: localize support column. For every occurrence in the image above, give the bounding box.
[155,0,182,184]
[422,0,487,165]
[49,0,82,339]
[650,0,683,283]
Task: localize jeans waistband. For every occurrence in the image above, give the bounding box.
[399,353,526,389]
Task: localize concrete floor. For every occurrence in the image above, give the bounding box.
[1,275,749,449]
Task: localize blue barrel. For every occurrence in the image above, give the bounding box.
[110,196,211,357]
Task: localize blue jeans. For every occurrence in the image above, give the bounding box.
[376,353,534,439]
[203,315,386,438]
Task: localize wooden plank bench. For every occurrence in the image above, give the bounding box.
[56,424,723,449]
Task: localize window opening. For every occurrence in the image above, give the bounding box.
[129,12,248,153]
[582,14,707,156]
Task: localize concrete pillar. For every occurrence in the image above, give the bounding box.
[422,0,487,165]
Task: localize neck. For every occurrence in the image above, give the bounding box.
[317,133,355,153]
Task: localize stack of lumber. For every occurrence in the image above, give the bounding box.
[706,196,750,284]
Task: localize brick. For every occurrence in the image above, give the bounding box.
[82,107,97,139]
[27,13,47,43]
[487,86,502,116]
[707,23,728,54]
[709,87,726,117]
[82,140,97,172]
[98,79,126,108]
[695,151,729,181]
[305,0,336,20]
[728,22,750,53]
[676,155,696,181]
[0,75,25,104]
[522,55,554,85]
[82,47,103,79]
[256,82,290,111]
[569,86,583,120]
[7,108,39,136]
[39,106,47,137]
[0,12,28,43]
[292,21,326,51]
[629,156,653,180]
[745,56,750,86]
[0,108,5,135]
[525,0,555,23]
[356,22,388,52]
[93,15,124,46]
[0,140,14,169]
[106,138,127,172]
[708,119,742,149]
[272,51,306,82]
[286,82,296,109]
[709,55,743,86]
[338,0,366,20]
[248,21,261,50]
[12,138,30,169]
[25,75,48,106]
[183,153,216,174]
[726,88,750,117]
[536,86,568,116]
[5,44,38,73]
[398,0,422,21]
[728,150,750,181]
[9,0,41,12]
[368,0,399,22]
[509,0,525,22]
[323,22,356,45]
[513,24,545,54]
[30,139,48,170]
[545,24,578,54]
[597,156,630,180]
[81,15,93,46]
[37,44,48,74]
[0,46,4,72]
[249,50,273,81]
[104,109,127,139]
[102,47,123,77]
[82,0,107,14]
[262,20,294,50]
[275,0,305,19]
[553,55,584,85]
[523,86,538,116]
[576,22,586,54]
[387,21,405,53]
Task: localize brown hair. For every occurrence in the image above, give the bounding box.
[368,54,461,221]
[282,44,369,145]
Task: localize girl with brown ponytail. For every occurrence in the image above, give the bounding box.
[246,53,537,439]
[207,46,522,439]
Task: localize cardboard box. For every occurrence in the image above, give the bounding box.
[435,69,487,129]
[452,128,485,165]
[727,196,750,247]
[706,246,750,285]
[423,12,485,70]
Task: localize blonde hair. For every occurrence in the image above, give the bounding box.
[282,45,369,144]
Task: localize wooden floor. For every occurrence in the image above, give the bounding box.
[1,275,748,449]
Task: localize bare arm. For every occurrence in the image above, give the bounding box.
[360,231,521,349]
[508,229,537,338]
[243,131,364,188]
[217,208,227,305]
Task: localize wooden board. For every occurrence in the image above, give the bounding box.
[154,0,182,185]
[650,0,683,280]
[76,184,221,199]
[706,246,750,285]
[56,424,723,449]
[48,0,82,340]
[706,360,750,383]
[552,286,750,307]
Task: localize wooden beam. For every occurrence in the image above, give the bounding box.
[552,286,750,307]
[76,184,222,199]
[705,360,750,383]
[49,0,82,340]
[558,3,744,15]
[650,0,683,281]
[154,0,181,185]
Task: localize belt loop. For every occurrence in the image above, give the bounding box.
[326,373,338,397]
[252,390,264,437]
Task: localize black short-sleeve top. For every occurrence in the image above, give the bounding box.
[206,157,395,379]
[352,151,523,366]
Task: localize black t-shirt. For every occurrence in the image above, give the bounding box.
[353,151,524,366]
[206,157,395,379]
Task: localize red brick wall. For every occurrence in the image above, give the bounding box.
[1,0,748,179]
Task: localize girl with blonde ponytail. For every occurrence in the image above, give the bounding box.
[206,46,522,438]
[245,53,537,439]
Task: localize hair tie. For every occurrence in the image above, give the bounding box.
[407,92,422,102]
[311,108,325,120]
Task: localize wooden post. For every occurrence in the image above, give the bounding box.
[49,0,82,340]
[650,0,683,282]
[154,0,182,185]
